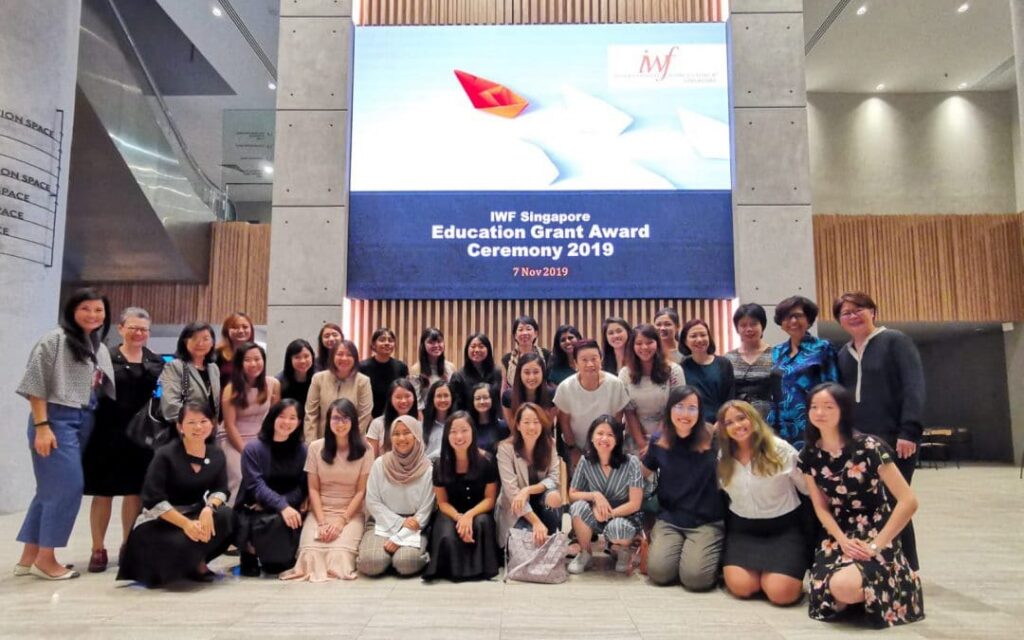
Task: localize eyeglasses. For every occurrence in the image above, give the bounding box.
[784,312,807,322]
[123,326,150,334]
[329,415,353,424]
[839,307,865,319]
[671,404,700,415]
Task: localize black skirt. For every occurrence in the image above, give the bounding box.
[422,513,500,582]
[234,506,301,571]
[722,509,808,580]
[117,506,234,587]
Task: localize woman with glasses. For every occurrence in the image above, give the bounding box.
[642,386,724,591]
[832,291,925,570]
[769,296,838,446]
[82,307,164,573]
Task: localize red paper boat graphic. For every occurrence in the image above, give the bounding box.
[454,69,529,118]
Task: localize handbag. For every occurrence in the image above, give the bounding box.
[504,527,570,584]
[126,365,190,450]
[250,512,301,567]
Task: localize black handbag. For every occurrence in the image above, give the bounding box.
[250,512,301,567]
[126,366,189,450]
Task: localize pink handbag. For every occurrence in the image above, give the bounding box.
[504,528,570,584]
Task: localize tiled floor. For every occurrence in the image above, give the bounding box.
[0,463,1021,639]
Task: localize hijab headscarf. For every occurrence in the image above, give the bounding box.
[382,414,429,485]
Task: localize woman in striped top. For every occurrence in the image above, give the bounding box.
[567,415,643,574]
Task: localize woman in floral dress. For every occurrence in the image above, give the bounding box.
[798,382,923,628]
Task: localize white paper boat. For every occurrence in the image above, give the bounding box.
[676,108,731,160]
[561,85,633,136]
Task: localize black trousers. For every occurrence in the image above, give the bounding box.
[892,452,918,571]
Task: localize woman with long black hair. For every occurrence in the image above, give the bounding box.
[15,288,114,580]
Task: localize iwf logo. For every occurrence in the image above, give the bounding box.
[608,44,727,89]
[638,46,680,81]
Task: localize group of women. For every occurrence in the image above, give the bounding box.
[13,289,925,628]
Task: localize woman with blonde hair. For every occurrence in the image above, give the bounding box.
[716,400,808,605]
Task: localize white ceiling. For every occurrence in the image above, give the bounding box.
[804,0,1016,93]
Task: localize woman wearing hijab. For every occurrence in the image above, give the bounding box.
[357,415,435,577]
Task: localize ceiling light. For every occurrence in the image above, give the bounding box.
[856,5,867,16]
[875,83,886,91]
[957,2,969,13]
[958,82,968,90]
[267,82,277,90]
[212,5,223,17]
[260,163,274,176]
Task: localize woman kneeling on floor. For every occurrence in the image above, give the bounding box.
[641,386,725,590]
[358,415,435,577]
[234,399,308,577]
[422,411,500,581]
[117,402,234,587]
[281,398,371,581]
[567,415,643,574]
[717,400,808,605]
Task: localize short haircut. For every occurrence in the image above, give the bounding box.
[774,296,819,326]
[119,307,151,324]
[832,291,878,321]
[582,415,627,468]
[679,319,717,355]
[732,303,767,331]
[175,322,216,364]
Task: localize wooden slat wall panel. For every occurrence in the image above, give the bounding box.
[80,222,271,325]
[348,299,735,368]
[358,0,725,24]
[814,214,1024,322]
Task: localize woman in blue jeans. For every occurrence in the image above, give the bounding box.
[14,288,115,580]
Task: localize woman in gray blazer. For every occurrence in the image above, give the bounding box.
[160,323,220,423]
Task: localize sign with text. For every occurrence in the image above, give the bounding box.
[349,23,732,299]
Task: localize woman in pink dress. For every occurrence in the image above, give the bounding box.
[221,343,280,504]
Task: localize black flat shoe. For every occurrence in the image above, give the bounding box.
[187,569,217,583]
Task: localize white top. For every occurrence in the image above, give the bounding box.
[720,437,807,520]
[553,372,630,446]
[618,363,686,437]
[408,360,457,411]
[364,457,435,548]
[367,416,385,442]
[424,420,445,460]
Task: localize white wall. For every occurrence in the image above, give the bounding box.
[808,91,1017,215]
[0,1,83,513]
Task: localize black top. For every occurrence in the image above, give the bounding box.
[94,346,164,430]
[236,438,308,511]
[432,455,499,513]
[142,440,229,510]
[215,351,233,394]
[501,386,556,410]
[449,367,502,408]
[642,435,724,529]
[475,418,510,456]
[681,356,735,424]
[276,372,312,407]
[359,357,409,417]
[836,329,926,444]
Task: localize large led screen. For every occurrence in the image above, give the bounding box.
[349,23,733,299]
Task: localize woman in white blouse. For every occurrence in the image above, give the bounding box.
[357,415,435,577]
[716,400,808,605]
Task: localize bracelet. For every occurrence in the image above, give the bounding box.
[34,420,50,428]
[204,502,218,511]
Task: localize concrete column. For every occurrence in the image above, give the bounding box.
[729,0,815,344]
[1006,0,1024,465]
[267,0,353,369]
[0,0,83,513]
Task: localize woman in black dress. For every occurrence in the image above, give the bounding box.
[117,402,234,587]
[468,383,509,456]
[423,411,499,582]
[798,383,923,628]
[235,399,308,577]
[83,307,164,573]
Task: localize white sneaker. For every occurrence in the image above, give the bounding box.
[614,549,630,573]
[568,551,591,574]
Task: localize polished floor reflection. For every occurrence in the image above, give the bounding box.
[0,464,1021,639]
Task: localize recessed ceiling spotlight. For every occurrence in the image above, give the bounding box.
[856,5,867,16]
[268,82,277,90]
[876,83,886,91]
[957,2,969,13]
[260,163,274,176]
[958,82,968,90]
[212,5,223,17]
